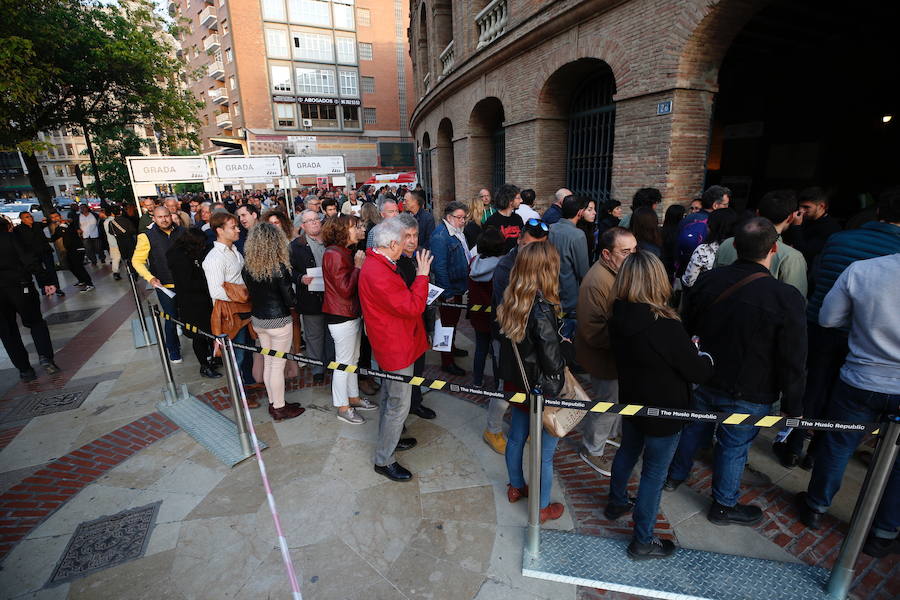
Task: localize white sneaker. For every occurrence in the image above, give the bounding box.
[337,407,365,425]
[80,285,95,292]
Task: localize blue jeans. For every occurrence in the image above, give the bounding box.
[668,386,771,507]
[233,325,255,385]
[806,379,899,539]
[610,419,681,543]
[506,407,559,509]
[472,331,497,386]
[155,289,181,361]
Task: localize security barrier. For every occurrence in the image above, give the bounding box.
[147,305,894,600]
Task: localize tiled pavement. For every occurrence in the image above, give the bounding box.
[0,263,896,599]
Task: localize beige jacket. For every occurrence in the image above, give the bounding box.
[574,261,617,380]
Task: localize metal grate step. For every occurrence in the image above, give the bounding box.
[131,316,157,348]
[523,529,830,600]
[157,395,266,468]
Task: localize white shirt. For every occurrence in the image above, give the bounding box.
[79,212,99,238]
[102,217,118,249]
[202,241,245,302]
[516,203,541,222]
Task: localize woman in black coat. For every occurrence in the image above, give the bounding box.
[166,229,221,379]
[606,251,713,561]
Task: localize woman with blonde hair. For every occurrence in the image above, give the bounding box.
[496,242,567,523]
[464,195,485,249]
[243,223,305,421]
[605,251,713,560]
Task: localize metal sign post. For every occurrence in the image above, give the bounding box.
[827,416,900,599]
[150,305,177,403]
[218,334,253,457]
[526,391,544,557]
[126,262,155,348]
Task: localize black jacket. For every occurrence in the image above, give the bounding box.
[610,301,714,436]
[49,222,84,253]
[14,222,52,257]
[166,245,213,336]
[108,216,137,259]
[498,294,565,399]
[683,260,807,415]
[243,264,296,320]
[0,231,53,288]
[289,236,323,315]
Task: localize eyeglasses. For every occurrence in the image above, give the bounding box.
[448,213,467,221]
[525,218,549,232]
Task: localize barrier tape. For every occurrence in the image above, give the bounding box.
[213,340,302,599]
[436,301,491,312]
[153,308,881,434]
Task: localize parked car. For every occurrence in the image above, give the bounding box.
[0,203,44,226]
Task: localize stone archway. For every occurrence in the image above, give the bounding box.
[434,118,456,213]
[467,97,505,202]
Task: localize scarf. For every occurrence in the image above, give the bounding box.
[444,219,472,262]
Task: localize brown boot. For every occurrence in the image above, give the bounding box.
[269,403,305,422]
[359,377,378,396]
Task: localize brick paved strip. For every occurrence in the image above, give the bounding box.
[0,412,178,561]
[0,426,25,451]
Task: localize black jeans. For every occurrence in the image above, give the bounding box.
[785,322,849,456]
[67,249,93,286]
[0,283,54,371]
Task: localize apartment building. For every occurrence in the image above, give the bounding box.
[170,0,416,185]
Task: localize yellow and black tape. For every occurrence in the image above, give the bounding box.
[152,307,880,435]
[436,301,492,312]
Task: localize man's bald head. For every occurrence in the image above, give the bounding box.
[555,188,572,205]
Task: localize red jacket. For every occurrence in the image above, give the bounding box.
[359,249,429,371]
[322,245,360,318]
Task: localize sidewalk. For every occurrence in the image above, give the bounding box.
[0,264,896,600]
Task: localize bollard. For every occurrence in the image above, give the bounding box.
[826,416,900,600]
[126,263,152,346]
[150,305,177,402]
[525,391,544,557]
[218,334,253,457]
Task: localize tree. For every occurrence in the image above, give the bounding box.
[83,126,145,204]
[0,0,201,215]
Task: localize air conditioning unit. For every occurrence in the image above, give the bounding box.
[302,118,313,127]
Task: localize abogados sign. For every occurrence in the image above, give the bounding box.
[287,156,345,176]
[127,156,210,183]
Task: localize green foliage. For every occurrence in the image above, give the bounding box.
[0,0,202,210]
[84,126,145,204]
[174,182,204,194]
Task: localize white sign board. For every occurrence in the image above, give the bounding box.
[127,156,209,183]
[332,176,347,187]
[214,155,283,179]
[287,155,345,176]
[132,182,158,197]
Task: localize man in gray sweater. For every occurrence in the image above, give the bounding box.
[549,195,590,341]
[797,252,900,558]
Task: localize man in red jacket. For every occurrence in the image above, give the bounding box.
[359,217,433,482]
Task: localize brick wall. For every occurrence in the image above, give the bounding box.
[408,0,769,211]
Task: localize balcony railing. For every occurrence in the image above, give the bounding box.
[199,7,217,28]
[216,112,232,128]
[203,34,220,52]
[209,88,228,104]
[207,60,225,80]
[476,0,508,49]
[439,40,455,78]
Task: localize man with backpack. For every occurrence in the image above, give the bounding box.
[675,185,731,278]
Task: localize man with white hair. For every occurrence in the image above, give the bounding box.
[367,198,400,248]
[164,197,191,229]
[359,218,433,482]
[543,188,572,225]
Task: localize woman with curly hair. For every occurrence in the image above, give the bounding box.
[322,214,376,424]
[261,209,297,241]
[497,242,567,524]
[243,223,304,421]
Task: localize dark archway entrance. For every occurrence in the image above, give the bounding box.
[468,97,506,196]
[566,68,616,203]
[706,0,899,218]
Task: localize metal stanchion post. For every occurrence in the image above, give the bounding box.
[150,305,177,401]
[218,334,253,457]
[126,263,151,346]
[526,391,544,557]
[827,416,900,600]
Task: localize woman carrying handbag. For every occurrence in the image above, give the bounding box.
[497,242,568,524]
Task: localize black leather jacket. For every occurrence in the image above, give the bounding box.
[498,294,565,397]
[243,263,296,320]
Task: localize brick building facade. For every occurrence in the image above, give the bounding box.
[408,0,898,215]
[169,0,417,185]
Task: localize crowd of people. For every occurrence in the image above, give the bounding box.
[1,178,897,564]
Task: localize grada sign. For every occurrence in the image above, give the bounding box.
[287,155,345,176]
[127,156,210,183]
[213,156,283,179]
